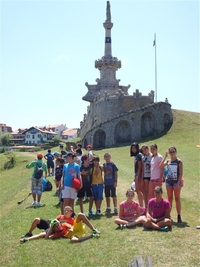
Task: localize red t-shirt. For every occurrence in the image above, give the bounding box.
[56,215,74,225]
[52,223,71,238]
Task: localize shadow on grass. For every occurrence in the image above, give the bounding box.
[172,221,190,228]
[25,204,46,209]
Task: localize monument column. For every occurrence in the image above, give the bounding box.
[103,1,113,57]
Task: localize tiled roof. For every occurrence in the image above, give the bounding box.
[62,128,77,136]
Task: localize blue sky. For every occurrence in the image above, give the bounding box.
[1,0,199,131]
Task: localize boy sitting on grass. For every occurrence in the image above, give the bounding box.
[20,206,100,243]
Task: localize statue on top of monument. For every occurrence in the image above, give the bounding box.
[106,1,111,22]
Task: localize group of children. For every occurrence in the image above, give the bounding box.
[130,142,183,223]
[54,143,119,217]
[22,142,183,243]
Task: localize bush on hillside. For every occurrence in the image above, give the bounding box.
[3,152,16,169]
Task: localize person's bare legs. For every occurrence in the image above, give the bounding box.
[76,213,98,232]
[127,216,146,227]
[174,186,182,215]
[106,197,111,209]
[166,186,173,212]
[135,179,143,207]
[143,180,149,208]
[27,218,41,234]
[32,193,36,202]
[79,198,84,213]
[20,232,46,243]
[89,197,94,212]
[112,196,117,208]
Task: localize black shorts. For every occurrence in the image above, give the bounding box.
[47,161,54,168]
[37,219,50,230]
[104,184,116,198]
[143,177,150,181]
[77,185,93,199]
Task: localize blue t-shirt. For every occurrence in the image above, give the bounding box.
[103,162,118,185]
[63,163,80,187]
[45,152,54,162]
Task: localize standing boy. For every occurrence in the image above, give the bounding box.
[103,153,119,214]
[60,152,82,212]
[44,149,54,176]
[90,156,104,215]
[27,153,47,206]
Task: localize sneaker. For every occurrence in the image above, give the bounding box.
[177,215,182,223]
[160,226,168,232]
[36,202,42,207]
[96,210,101,216]
[88,210,94,216]
[32,201,36,206]
[92,233,100,238]
[20,238,28,244]
[114,208,118,214]
[93,228,100,235]
[120,224,126,230]
[105,207,111,213]
[21,232,32,238]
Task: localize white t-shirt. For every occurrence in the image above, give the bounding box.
[150,153,163,180]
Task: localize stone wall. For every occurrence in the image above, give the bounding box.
[80,101,173,148]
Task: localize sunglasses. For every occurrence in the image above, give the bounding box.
[169,151,176,154]
[154,191,161,194]
[64,210,73,213]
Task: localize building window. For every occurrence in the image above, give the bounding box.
[38,134,41,138]
[32,135,35,139]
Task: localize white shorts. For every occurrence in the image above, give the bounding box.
[62,186,77,199]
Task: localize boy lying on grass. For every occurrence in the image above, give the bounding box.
[20,207,100,243]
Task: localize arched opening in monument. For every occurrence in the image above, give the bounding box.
[114,120,131,143]
[141,112,155,137]
[93,130,106,148]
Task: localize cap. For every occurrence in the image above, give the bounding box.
[66,152,76,157]
[37,153,43,159]
[50,219,60,228]
[86,145,92,149]
[53,151,59,156]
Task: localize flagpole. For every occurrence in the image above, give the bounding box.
[154,33,157,102]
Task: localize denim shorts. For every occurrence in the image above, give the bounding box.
[166,180,183,187]
[92,184,103,201]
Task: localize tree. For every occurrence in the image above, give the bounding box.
[0,133,12,146]
[48,136,61,147]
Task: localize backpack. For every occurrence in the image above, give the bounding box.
[44,180,53,191]
[34,162,43,179]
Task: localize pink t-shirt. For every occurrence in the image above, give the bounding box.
[120,200,139,217]
[150,153,163,180]
[148,198,170,218]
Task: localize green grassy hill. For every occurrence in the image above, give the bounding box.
[0,109,199,267]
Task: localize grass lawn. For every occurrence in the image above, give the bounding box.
[0,109,199,267]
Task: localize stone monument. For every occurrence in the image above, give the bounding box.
[78,1,173,148]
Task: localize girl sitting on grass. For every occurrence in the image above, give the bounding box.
[114,189,146,230]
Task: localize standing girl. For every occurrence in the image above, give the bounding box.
[149,144,164,199]
[141,145,152,208]
[160,146,183,223]
[130,142,144,207]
